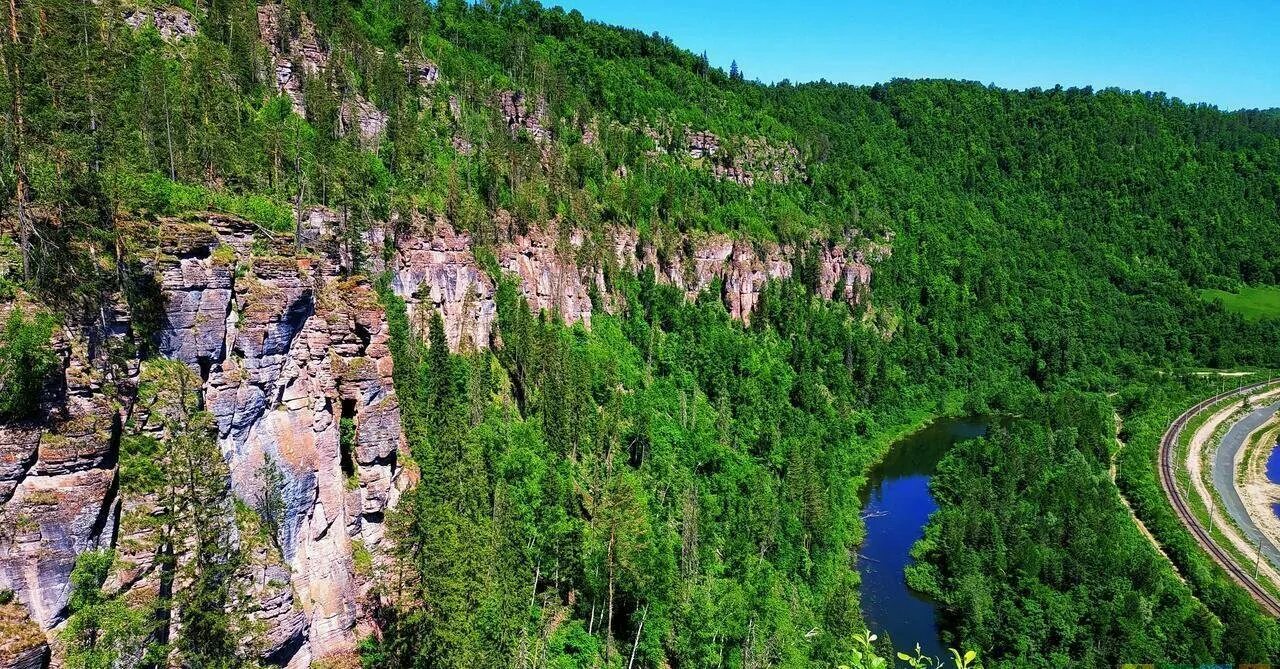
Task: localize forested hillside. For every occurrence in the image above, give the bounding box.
[2,1,1280,667]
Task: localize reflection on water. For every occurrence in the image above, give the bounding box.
[858,419,987,662]
[1267,441,1280,485]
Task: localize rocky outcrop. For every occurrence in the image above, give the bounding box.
[1,214,408,667]
[122,6,197,41]
[500,226,595,327]
[637,126,806,186]
[257,4,387,145]
[158,215,406,664]
[384,222,496,352]
[687,131,719,159]
[499,91,551,143]
[0,602,48,669]
[686,130,805,186]
[2,206,880,667]
[375,216,877,343]
[609,227,871,323]
[340,100,389,147]
[258,4,328,114]
[399,54,440,87]
[0,294,134,632]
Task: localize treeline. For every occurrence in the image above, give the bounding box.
[5,0,1279,382]
[363,273,932,667]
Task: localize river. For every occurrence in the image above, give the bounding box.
[1268,430,1280,518]
[857,418,987,661]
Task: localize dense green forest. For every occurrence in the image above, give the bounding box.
[4,0,1280,667]
[907,386,1279,667]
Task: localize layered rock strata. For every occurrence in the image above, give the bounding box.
[1,215,407,667]
[1,210,879,667]
[374,216,877,347]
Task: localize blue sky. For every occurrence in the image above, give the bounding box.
[549,1,1280,110]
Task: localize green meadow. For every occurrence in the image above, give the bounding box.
[1200,285,1280,320]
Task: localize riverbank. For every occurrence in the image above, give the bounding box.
[1238,411,1280,567]
[1185,386,1280,591]
[1112,373,1280,660]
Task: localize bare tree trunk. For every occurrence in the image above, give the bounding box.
[6,0,30,281]
[606,526,615,664]
[627,604,647,669]
[530,561,540,608]
[161,69,176,181]
[294,123,304,253]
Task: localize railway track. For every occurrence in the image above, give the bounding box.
[1157,377,1280,617]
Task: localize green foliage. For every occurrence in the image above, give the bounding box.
[910,390,1256,667]
[62,550,159,669]
[7,0,1280,665]
[1198,285,1280,321]
[117,360,250,668]
[340,416,359,489]
[1113,372,1280,663]
[368,272,969,666]
[256,456,287,543]
[0,309,58,419]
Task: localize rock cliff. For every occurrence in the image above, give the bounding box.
[375,215,877,348]
[0,211,879,667]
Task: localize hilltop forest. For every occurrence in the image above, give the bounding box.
[2,1,1280,668]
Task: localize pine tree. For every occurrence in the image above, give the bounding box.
[133,360,247,668]
[427,310,453,432]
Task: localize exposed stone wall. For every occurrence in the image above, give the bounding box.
[383,222,497,351]
[0,293,134,634]
[0,214,407,668]
[0,209,880,667]
[498,91,551,143]
[641,126,806,186]
[257,4,328,115]
[375,216,877,345]
[155,215,406,664]
[256,4,391,145]
[122,6,197,41]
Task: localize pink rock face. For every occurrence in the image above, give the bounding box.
[399,54,440,87]
[381,222,497,351]
[682,128,805,186]
[498,91,551,143]
[1,215,408,667]
[258,3,384,143]
[258,4,328,114]
[2,205,880,667]
[188,224,405,664]
[500,226,594,328]
[378,220,878,344]
[340,99,389,144]
[687,131,720,159]
[818,244,874,305]
[122,6,197,41]
[0,296,134,632]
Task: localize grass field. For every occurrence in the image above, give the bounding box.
[1199,285,1280,321]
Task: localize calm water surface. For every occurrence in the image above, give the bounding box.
[1267,440,1280,484]
[1269,441,1280,519]
[857,418,987,661]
